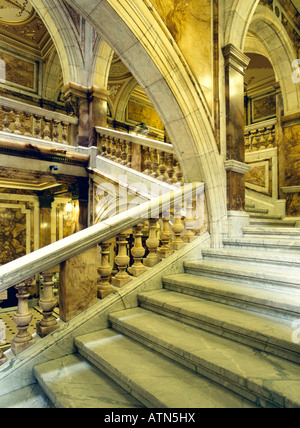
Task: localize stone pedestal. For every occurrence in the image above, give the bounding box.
[59,247,98,322]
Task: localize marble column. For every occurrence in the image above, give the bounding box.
[39,195,54,248]
[223,45,250,237]
[62,82,109,148]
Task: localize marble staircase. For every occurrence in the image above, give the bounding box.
[246,203,296,228]
[32,224,300,409]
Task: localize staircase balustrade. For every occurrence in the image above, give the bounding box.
[244,119,276,153]
[0,96,78,144]
[0,183,204,359]
[96,126,183,186]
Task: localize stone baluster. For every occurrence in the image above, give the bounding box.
[111,232,133,288]
[175,161,184,187]
[144,219,160,267]
[24,112,32,137]
[43,118,52,141]
[121,140,128,165]
[110,138,117,161]
[106,136,112,159]
[157,151,167,182]
[158,215,173,259]
[151,149,159,178]
[126,142,132,169]
[13,109,22,135]
[97,240,115,299]
[34,115,42,139]
[36,272,59,338]
[183,198,196,243]
[167,154,175,184]
[3,107,11,132]
[11,279,35,355]
[172,205,185,250]
[128,223,147,277]
[259,127,266,150]
[143,147,152,175]
[100,134,108,157]
[267,126,274,148]
[53,120,60,142]
[116,138,122,163]
[250,130,258,151]
[62,121,68,143]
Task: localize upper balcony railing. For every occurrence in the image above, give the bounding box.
[96,126,183,186]
[244,118,276,153]
[0,96,78,145]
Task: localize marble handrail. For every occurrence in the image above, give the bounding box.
[95,126,175,155]
[0,182,203,294]
[0,96,78,144]
[0,96,78,125]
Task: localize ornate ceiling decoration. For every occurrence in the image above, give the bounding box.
[0,0,35,25]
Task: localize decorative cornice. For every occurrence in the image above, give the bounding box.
[225,160,251,175]
[223,44,251,75]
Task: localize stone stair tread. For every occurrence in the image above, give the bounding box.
[75,329,257,408]
[201,248,300,267]
[162,273,300,316]
[137,288,299,357]
[108,308,300,408]
[243,227,300,236]
[223,236,300,251]
[34,353,145,409]
[184,260,300,288]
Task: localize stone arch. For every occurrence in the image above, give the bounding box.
[63,0,227,245]
[223,0,260,49]
[92,39,115,89]
[249,5,300,115]
[29,0,87,86]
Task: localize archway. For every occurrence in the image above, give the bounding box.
[58,0,228,246]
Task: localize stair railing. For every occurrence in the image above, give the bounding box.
[0,96,78,144]
[0,182,205,362]
[96,126,183,186]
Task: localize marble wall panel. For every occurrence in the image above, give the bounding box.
[150,0,213,111]
[0,51,37,93]
[59,246,98,322]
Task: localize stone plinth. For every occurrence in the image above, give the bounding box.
[59,247,98,322]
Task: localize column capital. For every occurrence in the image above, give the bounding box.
[223,44,251,75]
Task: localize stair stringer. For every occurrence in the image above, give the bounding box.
[0,232,210,399]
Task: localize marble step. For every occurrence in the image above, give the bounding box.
[248,213,282,220]
[33,353,145,409]
[75,329,257,408]
[162,273,300,321]
[137,288,300,363]
[183,260,300,291]
[201,248,300,270]
[246,207,269,214]
[243,226,300,238]
[249,218,296,227]
[108,308,300,408]
[223,236,300,253]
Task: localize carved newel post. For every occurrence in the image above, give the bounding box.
[11,279,35,355]
[36,272,59,338]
